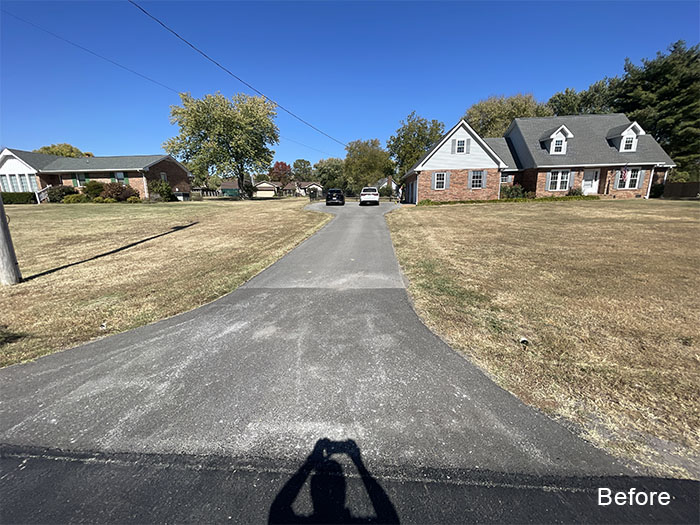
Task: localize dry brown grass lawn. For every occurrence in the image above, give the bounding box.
[387,199,700,478]
[1,199,329,367]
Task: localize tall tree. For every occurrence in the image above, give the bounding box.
[386,111,444,178]
[292,159,313,181]
[164,92,279,193]
[611,41,700,179]
[314,158,346,190]
[464,94,553,137]
[547,88,582,116]
[344,139,394,192]
[269,161,293,187]
[34,143,93,157]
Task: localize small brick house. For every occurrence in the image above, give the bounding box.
[0,148,192,200]
[402,114,675,203]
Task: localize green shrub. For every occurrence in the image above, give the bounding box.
[103,197,118,203]
[501,184,527,199]
[417,199,436,206]
[649,183,665,198]
[147,180,174,202]
[47,185,78,202]
[126,195,141,203]
[1,192,36,204]
[83,180,105,199]
[62,193,91,203]
[92,196,105,203]
[101,182,139,201]
[416,195,601,207]
[379,185,393,197]
[566,187,584,196]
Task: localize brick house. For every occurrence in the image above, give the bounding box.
[402,114,675,203]
[0,148,192,200]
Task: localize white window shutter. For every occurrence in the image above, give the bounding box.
[465,138,471,154]
[451,139,456,154]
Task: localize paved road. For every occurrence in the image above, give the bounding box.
[1,203,697,523]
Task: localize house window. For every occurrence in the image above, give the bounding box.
[0,174,9,192]
[115,172,125,183]
[9,174,19,192]
[28,175,38,191]
[619,168,641,189]
[456,140,466,154]
[554,139,563,153]
[160,172,167,182]
[18,174,29,192]
[470,170,484,189]
[435,172,446,190]
[76,173,86,187]
[548,170,570,191]
[501,173,509,183]
[623,137,634,151]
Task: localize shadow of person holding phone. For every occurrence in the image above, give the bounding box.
[268,438,399,524]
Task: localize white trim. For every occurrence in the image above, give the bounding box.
[645,166,656,199]
[434,172,446,190]
[550,136,567,155]
[548,125,574,139]
[535,162,675,168]
[547,170,571,191]
[470,170,485,190]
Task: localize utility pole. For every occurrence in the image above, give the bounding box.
[0,194,22,285]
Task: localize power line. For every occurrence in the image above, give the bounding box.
[2,9,338,158]
[127,0,347,147]
[2,10,180,94]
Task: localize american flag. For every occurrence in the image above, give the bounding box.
[621,165,628,183]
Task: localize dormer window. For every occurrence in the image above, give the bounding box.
[543,125,573,155]
[608,121,644,152]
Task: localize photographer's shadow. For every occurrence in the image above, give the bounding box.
[268,438,399,524]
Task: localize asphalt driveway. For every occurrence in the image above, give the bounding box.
[1,202,697,523]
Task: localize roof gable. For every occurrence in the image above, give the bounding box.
[5,148,62,170]
[407,120,508,176]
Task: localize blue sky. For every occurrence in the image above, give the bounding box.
[1,1,699,166]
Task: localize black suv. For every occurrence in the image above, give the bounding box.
[326,189,345,206]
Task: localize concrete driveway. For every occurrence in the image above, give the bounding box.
[1,202,697,523]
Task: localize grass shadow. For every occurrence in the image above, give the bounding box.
[23,222,198,282]
[0,325,25,347]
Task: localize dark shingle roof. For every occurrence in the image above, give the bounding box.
[483,138,519,169]
[220,180,240,189]
[8,149,63,170]
[7,148,172,172]
[508,114,674,168]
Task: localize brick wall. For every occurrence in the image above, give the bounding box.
[416,168,500,202]
[145,159,191,196]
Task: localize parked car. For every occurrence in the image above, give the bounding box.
[359,187,380,206]
[326,188,345,206]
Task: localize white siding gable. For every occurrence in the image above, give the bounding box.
[0,154,37,176]
[421,125,499,170]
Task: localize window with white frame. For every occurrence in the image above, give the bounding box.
[548,170,570,191]
[623,137,634,151]
[76,173,86,187]
[0,174,8,192]
[501,173,509,183]
[618,168,641,189]
[18,174,29,192]
[28,174,38,191]
[470,170,484,189]
[554,139,563,153]
[456,139,466,154]
[435,172,446,190]
[115,171,125,183]
[9,174,19,192]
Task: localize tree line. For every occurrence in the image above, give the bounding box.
[36,40,698,188]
